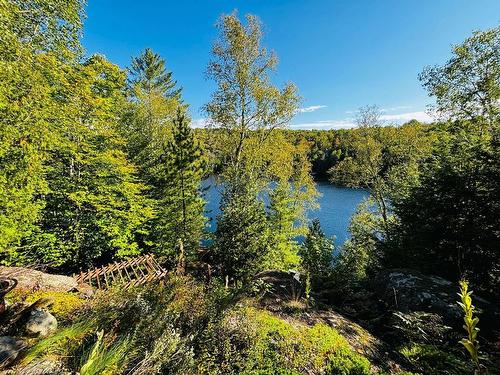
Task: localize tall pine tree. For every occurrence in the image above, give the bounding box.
[123,48,182,182]
[150,109,206,271]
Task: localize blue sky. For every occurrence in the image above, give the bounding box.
[82,0,500,129]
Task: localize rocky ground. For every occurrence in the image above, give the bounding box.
[1,267,499,374]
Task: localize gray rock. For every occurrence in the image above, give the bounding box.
[0,336,24,367]
[372,268,499,326]
[14,360,71,375]
[253,270,303,301]
[25,308,57,337]
[0,267,78,293]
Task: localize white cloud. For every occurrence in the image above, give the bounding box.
[297,105,327,113]
[380,111,433,123]
[291,110,433,130]
[380,105,412,113]
[290,119,356,130]
[193,109,433,131]
[190,118,209,128]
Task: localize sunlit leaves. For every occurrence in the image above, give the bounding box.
[420,26,500,123]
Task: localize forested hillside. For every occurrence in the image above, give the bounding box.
[0,1,498,374]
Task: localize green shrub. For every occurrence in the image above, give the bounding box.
[20,276,226,374]
[22,322,94,365]
[199,307,371,374]
[399,343,470,375]
[19,277,371,374]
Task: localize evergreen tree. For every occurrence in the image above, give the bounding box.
[331,202,383,294]
[388,27,500,296]
[265,182,304,270]
[211,174,269,284]
[150,109,206,270]
[129,48,181,99]
[390,120,499,295]
[120,49,185,259]
[299,219,334,287]
[123,48,182,181]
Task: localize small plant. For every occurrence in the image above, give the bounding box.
[21,322,94,365]
[457,280,487,375]
[399,343,469,375]
[80,330,131,375]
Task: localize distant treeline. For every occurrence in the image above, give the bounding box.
[196,119,435,182]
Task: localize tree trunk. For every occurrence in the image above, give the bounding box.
[176,239,185,275]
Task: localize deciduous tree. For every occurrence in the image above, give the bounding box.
[419,26,500,124]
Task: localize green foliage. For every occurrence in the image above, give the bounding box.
[211,176,270,283]
[457,280,487,374]
[149,109,206,266]
[265,182,305,271]
[343,27,499,299]
[3,0,84,57]
[205,13,317,280]
[80,330,131,375]
[391,29,499,294]
[331,201,384,294]
[399,343,470,375]
[1,2,153,268]
[198,307,371,374]
[25,55,153,268]
[0,0,85,258]
[299,219,334,287]
[0,45,53,256]
[419,26,500,123]
[328,119,433,232]
[20,279,372,374]
[123,48,182,179]
[21,277,222,374]
[121,48,194,263]
[204,12,299,172]
[129,48,181,100]
[389,120,499,294]
[22,322,94,365]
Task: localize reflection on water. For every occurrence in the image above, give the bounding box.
[202,176,369,246]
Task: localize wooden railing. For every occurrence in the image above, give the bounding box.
[74,254,167,290]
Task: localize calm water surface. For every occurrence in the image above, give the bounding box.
[202,177,369,245]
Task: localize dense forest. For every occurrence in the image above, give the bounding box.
[0,1,499,374]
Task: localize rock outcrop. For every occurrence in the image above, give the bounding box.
[371,268,500,347]
[372,268,497,321]
[253,270,303,301]
[0,267,78,293]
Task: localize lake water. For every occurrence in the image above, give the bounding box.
[203,177,369,245]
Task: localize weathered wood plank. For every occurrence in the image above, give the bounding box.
[73,255,167,291]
